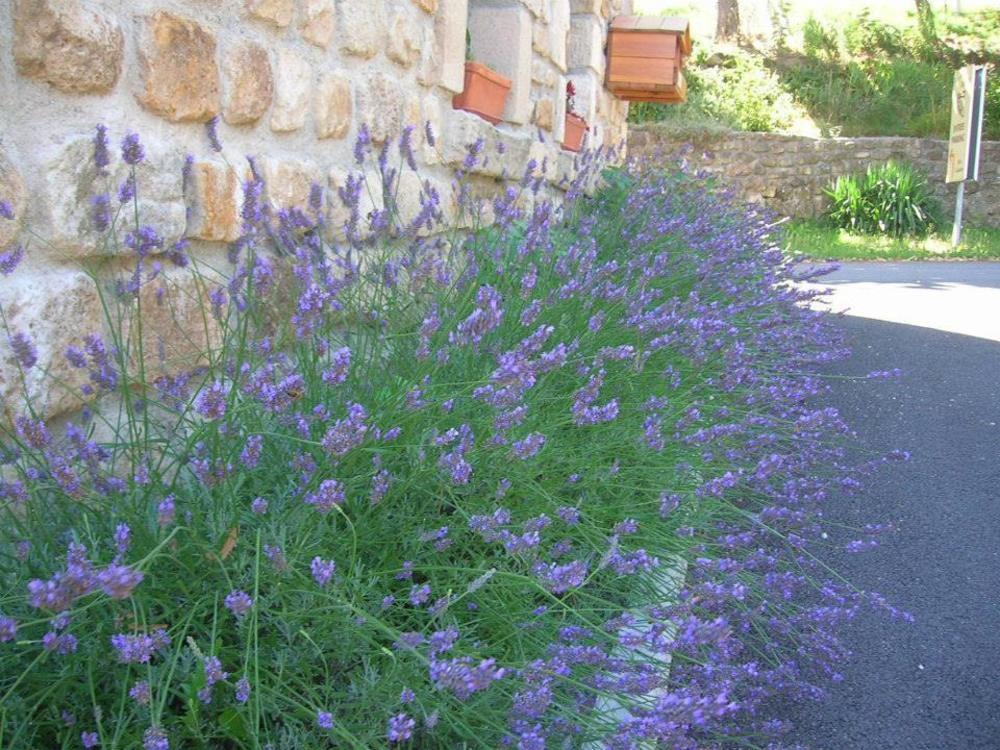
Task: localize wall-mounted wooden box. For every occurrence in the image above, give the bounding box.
[606,16,691,104]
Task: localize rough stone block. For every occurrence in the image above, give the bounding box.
[532,59,557,87]
[255,156,321,212]
[356,72,403,143]
[468,3,532,124]
[554,73,567,142]
[387,8,422,68]
[421,0,466,93]
[533,98,554,131]
[315,73,352,139]
[221,40,273,126]
[300,0,335,47]
[0,270,103,420]
[184,159,240,242]
[246,0,293,27]
[444,111,533,178]
[13,0,124,94]
[549,0,571,71]
[36,136,186,258]
[519,0,546,19]
[338,0,386,59]
[136,12,220,122]
[270,48,312,132]
[533,20,551,60]
[129,269,224,380]
[0,148,26,250]
[570,0,601,12]
[568,14,604,74]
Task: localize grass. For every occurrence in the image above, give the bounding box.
[784,220,1000,261]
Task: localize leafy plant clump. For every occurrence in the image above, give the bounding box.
[629,53,802,133]
[826,160,942,237]
[0,123,903,749]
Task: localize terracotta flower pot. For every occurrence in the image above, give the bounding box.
[452,61,512,125]
[562,112,587,152]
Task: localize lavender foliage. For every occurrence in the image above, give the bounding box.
[0,125,905,749]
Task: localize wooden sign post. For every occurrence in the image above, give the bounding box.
[947,65,987,247]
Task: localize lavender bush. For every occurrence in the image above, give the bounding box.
[0,124,905,749]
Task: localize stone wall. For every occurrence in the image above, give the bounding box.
[628,128,1000,227]
[0,0,633,420]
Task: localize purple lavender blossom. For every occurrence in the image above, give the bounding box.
[317,711,335,730]
[117,175,135,204]
[204,655,228,687]
[92,124,111,173]
[251,497,268,514]
[42,631,77,654]
[121,133,145,165]
[113,523,131,556]
[0,616,17,642]
[511,432,545,460]
[129,680,151,705]
[235,677,251,704]
[321,403,368,456]
[81,731,99,748]
[399,125,418,171]
[354,124,371,165]
[263,544,289,572]
[8,331,37,369]
[194,381,229,421]
[387,713,416,743]
[370,469,391,505]
[111,633,162,664]
[409,583,431,606]
[0,200,14,220]
[224,590,253,617]
[450,285,504,347]
[311,556,336,587]
[321,346,352,385]
[157,496,176,527]
[399,687,415,704]
[532,560,588,594]
[0,244,24,275]
[91,193,111,231]
[142,727,168,750]
[305,479,345,513]
[240,435,263,468]
[97,564,143,600]
[428,655,505,699]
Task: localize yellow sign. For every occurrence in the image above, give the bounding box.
[946,65,987,183]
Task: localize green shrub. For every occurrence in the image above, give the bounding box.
[843,12,906,58]
[825,161,941,237]
[779,57,953,138]
[629,53,800,133]
[802,16,840,60]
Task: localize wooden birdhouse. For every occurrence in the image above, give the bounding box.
[606,16,692,104]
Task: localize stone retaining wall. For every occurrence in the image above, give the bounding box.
[628,127,1000,227]
[0,0,633,421]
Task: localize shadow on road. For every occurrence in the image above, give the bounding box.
[780,315,1000,750]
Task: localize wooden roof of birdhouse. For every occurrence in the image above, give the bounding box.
[610,15,692,55]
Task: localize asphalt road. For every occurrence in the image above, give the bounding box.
[778,262,1000,749]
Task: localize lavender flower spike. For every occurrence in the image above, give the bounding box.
[121,132,145,166]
